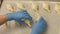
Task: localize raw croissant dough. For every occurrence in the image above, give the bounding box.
[55,4,60,15]
[32,2,39,11]
[6,4,14,12]
[31,2,40,20]
[16,2,25,10]
[42,2,50,13]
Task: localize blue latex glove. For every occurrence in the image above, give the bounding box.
[6,10,32,24]
[31,17,47,34]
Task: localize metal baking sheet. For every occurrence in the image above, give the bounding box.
[0,1,60,34]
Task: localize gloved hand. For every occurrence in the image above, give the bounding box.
[6,10,32,24]
[31,17,47,34]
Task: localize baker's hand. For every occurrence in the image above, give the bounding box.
[6,10,32,24]
[31,17,47,34]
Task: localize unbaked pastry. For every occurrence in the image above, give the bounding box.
[16,2,25,10]
[55,4,60,15]
[6,4,14,12]
[42,2,50,13]
[31,2,40,20]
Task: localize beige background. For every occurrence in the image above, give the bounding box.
[0,1,60,34]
